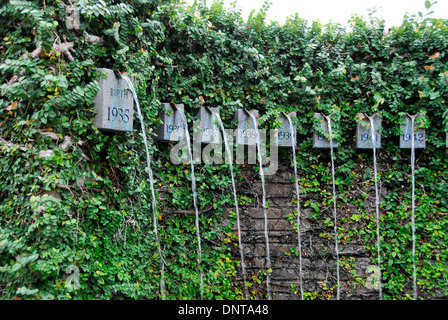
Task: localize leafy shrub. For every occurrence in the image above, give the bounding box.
[0,0,447,300]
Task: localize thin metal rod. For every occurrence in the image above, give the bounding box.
[285,113,304,300]
[323,114,340,300]
[367,114,382,300]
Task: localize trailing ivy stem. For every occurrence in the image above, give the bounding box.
[285,113,304,300]
[368,114,382,300]
[177,105,203,300]
[248,111,271,300]
[324,114,340,300]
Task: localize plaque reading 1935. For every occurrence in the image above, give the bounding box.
[93,68,134,132]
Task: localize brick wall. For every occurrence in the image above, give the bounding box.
[226,163,381,300]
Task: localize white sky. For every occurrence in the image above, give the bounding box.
[190,0,448,29]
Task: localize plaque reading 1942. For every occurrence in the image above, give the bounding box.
[399,113,426,149]
[93,68,134,132]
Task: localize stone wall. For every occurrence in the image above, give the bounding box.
[226,162,381,300]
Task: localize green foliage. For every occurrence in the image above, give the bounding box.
[0,0,447,300]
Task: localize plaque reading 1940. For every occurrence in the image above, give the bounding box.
[312,113,338,149]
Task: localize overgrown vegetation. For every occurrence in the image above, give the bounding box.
[0,0,447,300]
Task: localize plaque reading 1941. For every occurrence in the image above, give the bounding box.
[356,113,381,149]
[93,68,134,132]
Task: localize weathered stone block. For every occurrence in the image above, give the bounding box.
[153,103,185,142]
[312,113,338,148]
[399,113,426,149]
[235,109,259,145]
[274,112,297,147]
[356,113,381,149]
[93,68,134,132]
[196,107,220,144]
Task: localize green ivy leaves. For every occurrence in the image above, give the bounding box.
[0,0,448,301]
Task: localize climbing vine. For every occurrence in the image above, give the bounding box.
[0,0,447,300]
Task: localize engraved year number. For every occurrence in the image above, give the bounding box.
[167,124,183,134]
[107,107,130,123]
[403,132,424,142]
[278,131,291,140]
[241,129,257,139]
[360,134,379,142]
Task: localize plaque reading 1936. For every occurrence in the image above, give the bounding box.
[154,103,185,142]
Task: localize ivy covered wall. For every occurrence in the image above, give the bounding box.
[0,0,447,300]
